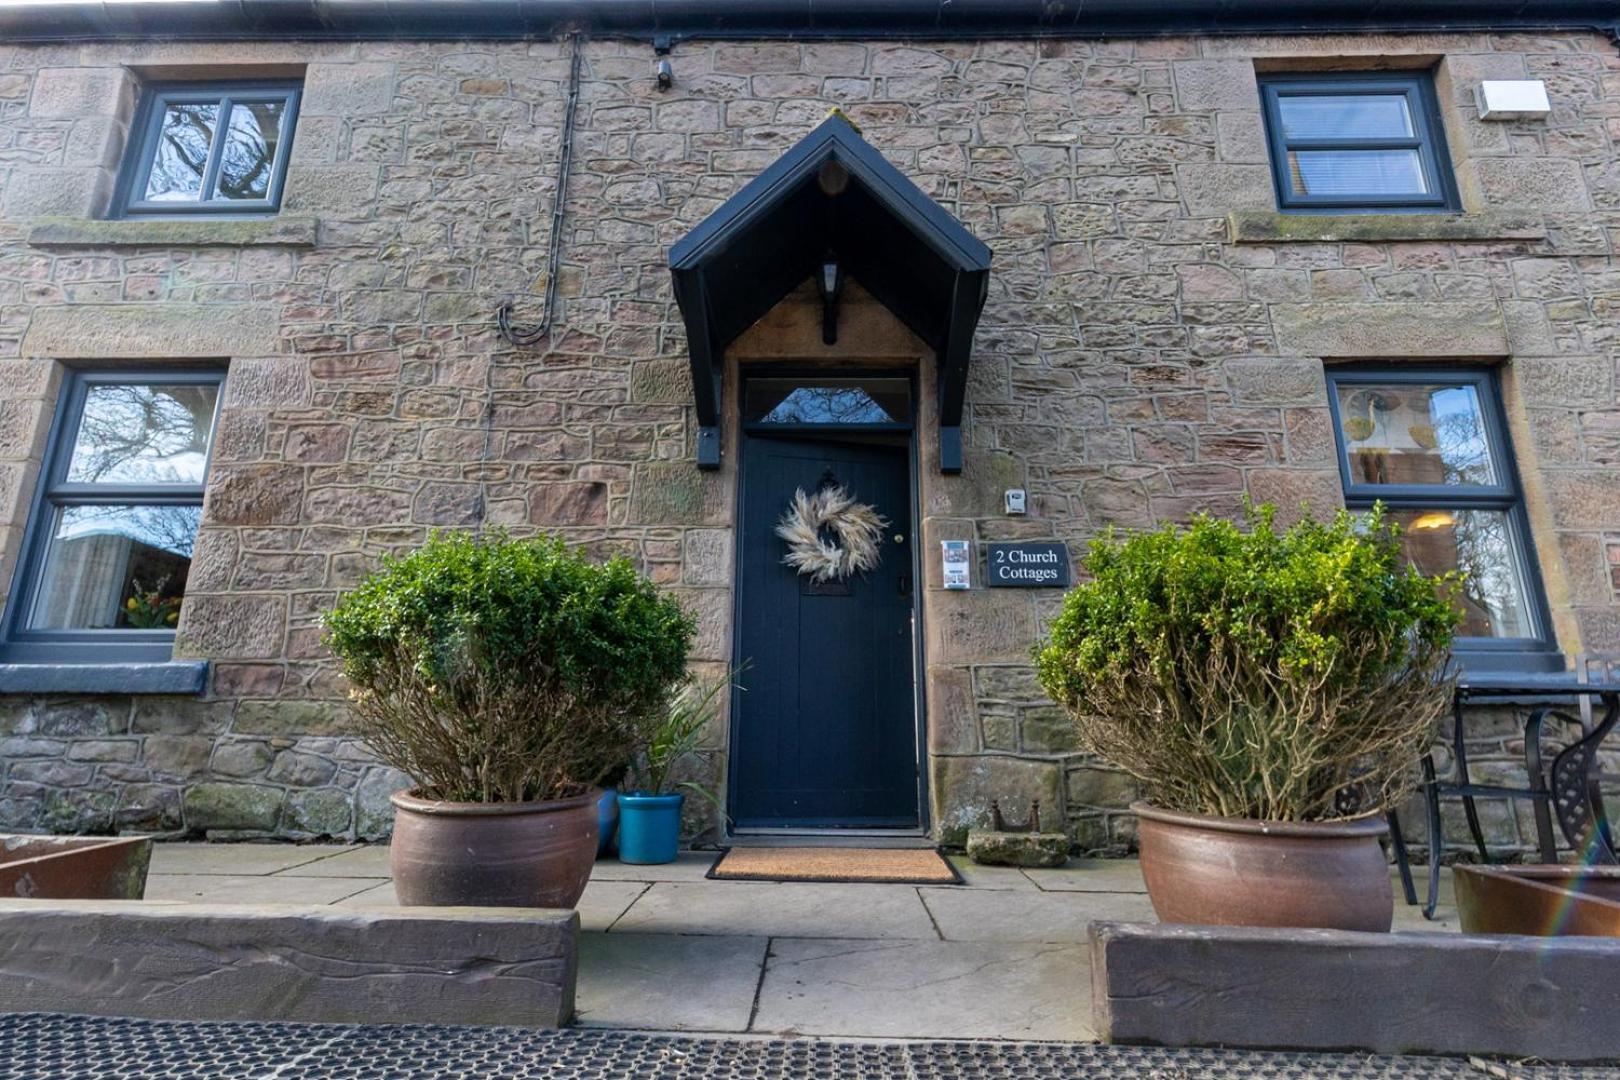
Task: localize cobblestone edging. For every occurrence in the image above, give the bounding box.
[3,1014,1614,1080]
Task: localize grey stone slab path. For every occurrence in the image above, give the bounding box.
[144,842,1462,1043]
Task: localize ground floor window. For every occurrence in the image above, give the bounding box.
[1325,366,1558,671]
[0,369,222,664]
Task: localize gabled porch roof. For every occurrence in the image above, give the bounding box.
[669,112,991,472]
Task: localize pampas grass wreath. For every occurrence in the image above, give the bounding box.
[776,485,888,583]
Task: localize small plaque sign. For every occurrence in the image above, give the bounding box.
[985,541,1070,588]
[941,540,971,590]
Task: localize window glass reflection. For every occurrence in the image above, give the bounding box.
[215,100,285,200]
[26,505,200,630]
[744,379,911,424]
[1277,94,1414,139]
[1337,383,1497,488]
[1288,149,1427,197]
[1389,508,1533,639]
[66,383,218,486]
[143,103,219,201]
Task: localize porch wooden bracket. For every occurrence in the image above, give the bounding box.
[669,112,991,474]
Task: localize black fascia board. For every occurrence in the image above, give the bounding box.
[4,0,1618,44]
[671,113,989,278]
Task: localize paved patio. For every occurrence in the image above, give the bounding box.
[146,843,1459,1044]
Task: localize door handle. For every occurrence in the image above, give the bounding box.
[898,573,911,598]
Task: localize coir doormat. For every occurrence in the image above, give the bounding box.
[706,846,962,885]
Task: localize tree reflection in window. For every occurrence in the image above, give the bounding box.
[66,384,218,486]
[744,379,911,425]
[124,86,296,213]
[215,102,285,200]
[144,103,218,201]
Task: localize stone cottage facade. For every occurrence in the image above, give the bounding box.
[1,1,1618,854]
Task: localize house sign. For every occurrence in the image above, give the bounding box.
[985,542,1071,588]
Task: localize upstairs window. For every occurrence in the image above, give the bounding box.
[114,82,300,217]
[1326,367,1558,673]
[1259,73,1458,212]
[1,371,223,664]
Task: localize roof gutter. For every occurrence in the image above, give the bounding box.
[1,0,1618,45]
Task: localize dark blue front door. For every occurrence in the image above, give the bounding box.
[732,435,918,829]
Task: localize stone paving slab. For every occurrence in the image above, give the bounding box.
[920,885,1157,943]
[333,877,649,931]
[270,845,391,878]
[15,1014,1601,1080]
[585,851,720,882]
[142,874,380,906]
[609,880,939,940]
[575,932,767,1032]
[945,857,1042,891]
[752,938,1094,1042]
[147,843,356,878]
[1020,859,1148,893]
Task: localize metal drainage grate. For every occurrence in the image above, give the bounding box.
[0,1014,1612,1080]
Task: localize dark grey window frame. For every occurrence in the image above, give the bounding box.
[1325,365,1560,674]
[0,367,225,665]
[1259,71,1459,213]
[112,81,301,218]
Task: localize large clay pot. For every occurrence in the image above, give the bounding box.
[390,787,599,908]
[1133,801,1393,932]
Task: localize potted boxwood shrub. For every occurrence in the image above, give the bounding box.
[323,532,694,908]
[1035,505,1459,932]
[618,674,732,865]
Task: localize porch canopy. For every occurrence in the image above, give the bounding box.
[669,112,991,473]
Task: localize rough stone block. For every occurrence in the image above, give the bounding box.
[222,358,312,409]
[966,829,1069,868]
[282,165,381,214]
[23,304,280,359]
[302,62,397,116]
[1176,165,1274,216]
[172,594,286,659]
[181,781,283,832]
[1172,61,1258,111]
[2,168,108,220]
[1475,158,1590,211]
[28,67,132,119]
[1271,302,1507,358]
[203,464,304,526]
[628,461,729,525]
[1223,357,1326,405]
[1091,921,1620,1061]
[0,901,577,1027]
[932,755,1062,847]
[1513,356,1613,408]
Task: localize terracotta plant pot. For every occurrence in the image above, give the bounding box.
[1455,864,1620,937]
[390,787,599,908]
[1133,801,1394,932]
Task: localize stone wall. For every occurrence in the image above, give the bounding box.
[0,31,1617,851]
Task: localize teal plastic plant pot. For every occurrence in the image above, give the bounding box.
[596,787,619,858]
[617,792,684,864]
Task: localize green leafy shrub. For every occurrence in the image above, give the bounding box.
[1035,504,1460,822]
[323,532,696,803]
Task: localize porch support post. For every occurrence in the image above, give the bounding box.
[674,269,723,470]
[936,270,983,475]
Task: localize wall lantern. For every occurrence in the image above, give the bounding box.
[818,256,843,345]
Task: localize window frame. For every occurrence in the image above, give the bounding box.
[1324,365,1559,673]
[1258,71,1459,214]
[112,81,301,218]
[0,368,225,665]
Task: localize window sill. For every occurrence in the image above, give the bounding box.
[26,216,317,249]
[1227,211,1547,245]
[0,661,208,695]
